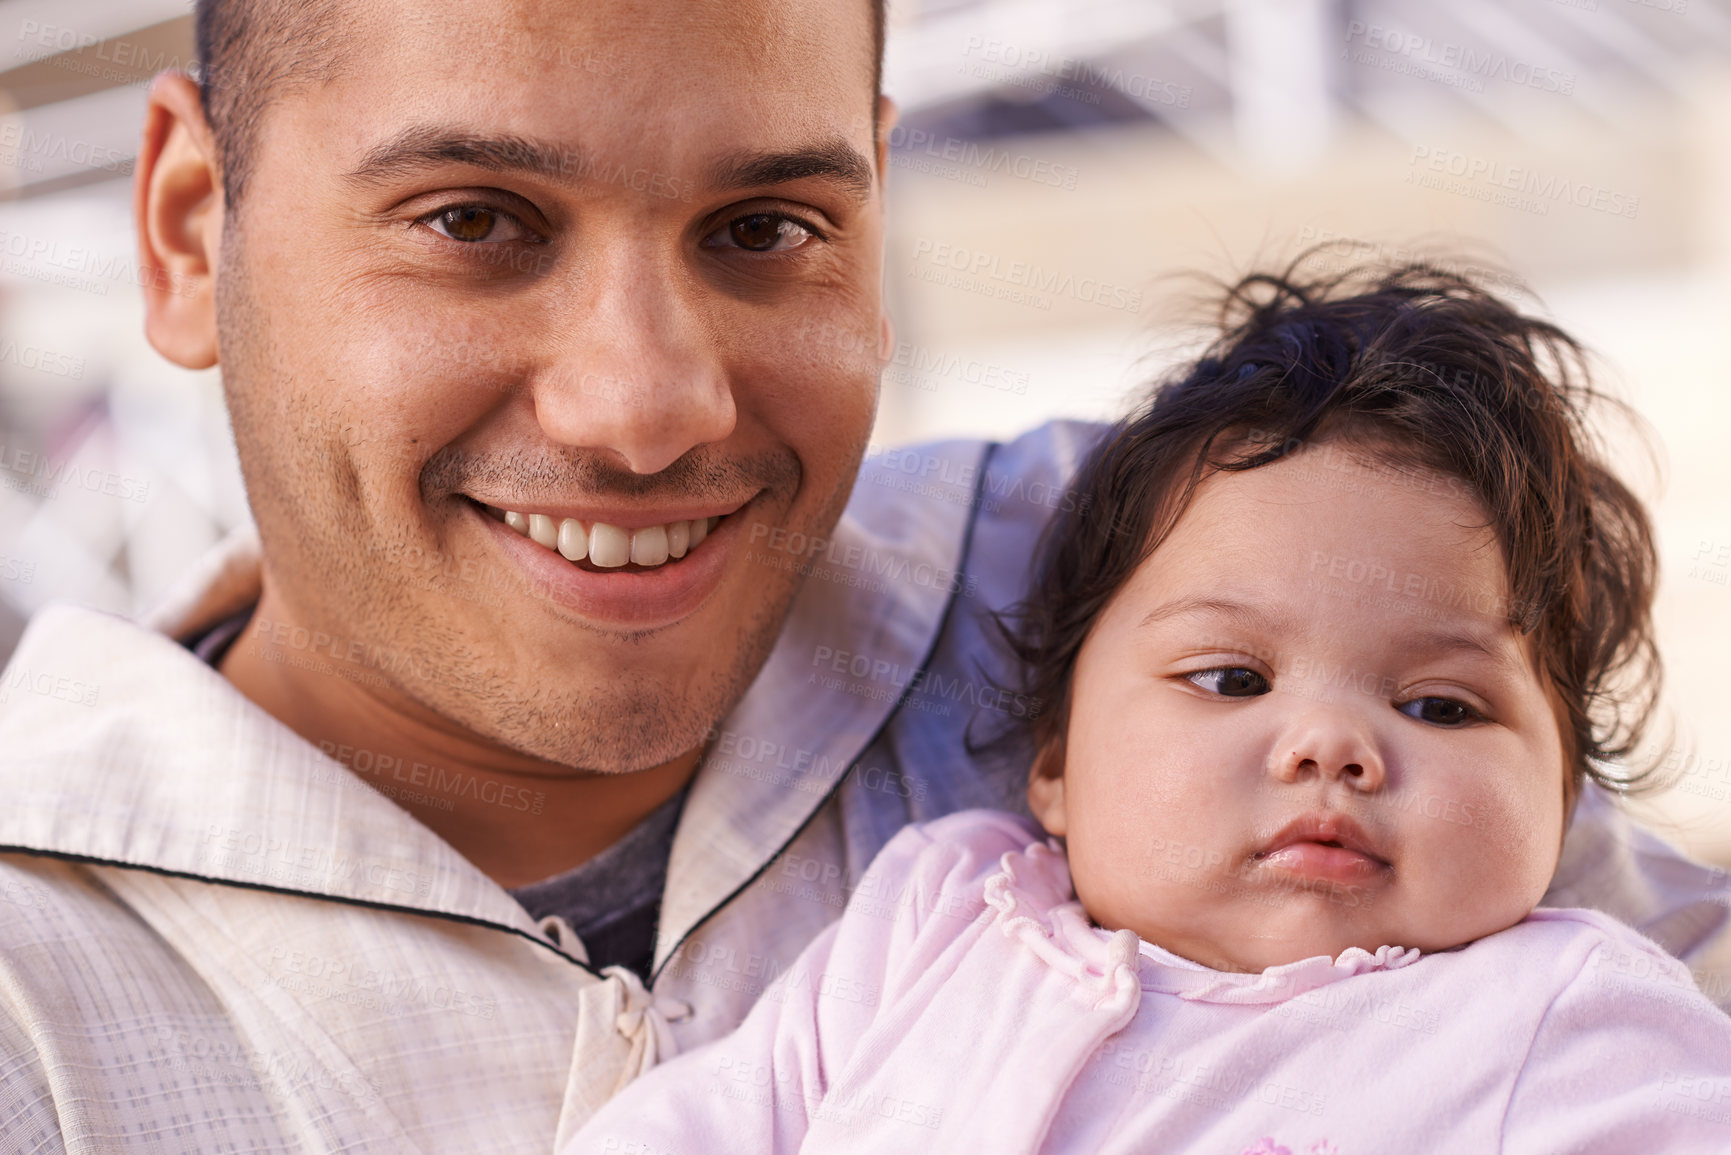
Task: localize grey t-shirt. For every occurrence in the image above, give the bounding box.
[507,787,686,983]
[186,606,682,982]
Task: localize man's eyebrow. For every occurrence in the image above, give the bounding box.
[706,139,876,204]
[344,126,592,187]
[343,127,876,204]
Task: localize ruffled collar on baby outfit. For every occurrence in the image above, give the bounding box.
[981,834,1423,1009]
[1133,940,1423,1005]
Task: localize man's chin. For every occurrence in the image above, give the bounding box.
[420,588,794,779]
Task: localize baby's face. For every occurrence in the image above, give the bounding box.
[1029,441,1568,973]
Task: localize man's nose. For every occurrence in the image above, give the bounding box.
[531,255,736,476]
[1267,706,1387,792]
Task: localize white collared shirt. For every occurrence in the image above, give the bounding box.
[1,422,1726,1152]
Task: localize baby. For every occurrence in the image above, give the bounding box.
[568,262,1731,1153]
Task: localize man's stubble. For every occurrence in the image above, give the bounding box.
[212,229,821,777]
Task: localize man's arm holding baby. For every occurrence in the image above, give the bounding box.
[564,812,1034,1154]
[0,997,63,1153]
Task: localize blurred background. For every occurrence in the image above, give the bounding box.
[0,0,1727,863]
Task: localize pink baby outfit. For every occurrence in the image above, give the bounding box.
[567,810,1731,1154]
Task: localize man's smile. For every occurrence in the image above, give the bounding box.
[476,500,730,571]
[464,496,758,629]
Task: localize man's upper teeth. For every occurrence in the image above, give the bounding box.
[501,510,712,568]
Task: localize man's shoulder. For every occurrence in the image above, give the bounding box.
[0,854,195,1000]
[0,852,145,924]
[0,603,199,725]
[858,418,1108,485]
[0,853,72,932]
[848,419,1108,563]
[1544,786,1731,1007]
[836,422,1108,825]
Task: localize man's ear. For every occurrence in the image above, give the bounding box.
[873,95,897,181]
[1026,738,1068,836]
[135,71,223,370]
[873,95,897,366]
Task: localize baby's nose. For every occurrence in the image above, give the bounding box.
[1269,710,1386,790]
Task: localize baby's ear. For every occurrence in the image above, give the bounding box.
[1026,740,1068,836]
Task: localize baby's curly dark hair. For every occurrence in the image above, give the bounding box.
[1004,255,1661,810]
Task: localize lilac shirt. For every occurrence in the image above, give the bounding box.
[568,810,1731,1154]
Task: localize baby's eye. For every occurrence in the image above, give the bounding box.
[1187,667,1269,698]
[1397,697,1481,727]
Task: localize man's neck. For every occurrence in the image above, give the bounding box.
[217,588,700,889]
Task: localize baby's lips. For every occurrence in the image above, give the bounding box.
[1254,841,1387,885]
[1256,811,1389,868]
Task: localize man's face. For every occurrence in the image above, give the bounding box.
[217,0,886,772]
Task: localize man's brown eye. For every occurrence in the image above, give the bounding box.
[440,207,499,242]
[731,214,799,252]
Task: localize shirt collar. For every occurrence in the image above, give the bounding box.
[0,599,561,954]
[655,442,987,967]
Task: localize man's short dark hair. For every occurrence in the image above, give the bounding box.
[194,0,349,206]
[194,0,889,207]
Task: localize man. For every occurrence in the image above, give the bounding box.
[0,0,1724,1150]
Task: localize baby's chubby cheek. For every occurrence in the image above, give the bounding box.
[1055,791,1238,937]
[1380,766,1564,950]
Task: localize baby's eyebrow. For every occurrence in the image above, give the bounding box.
[1137,596,1283,636]
[1403,624,1525,675]
[1138,595,1525,675]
